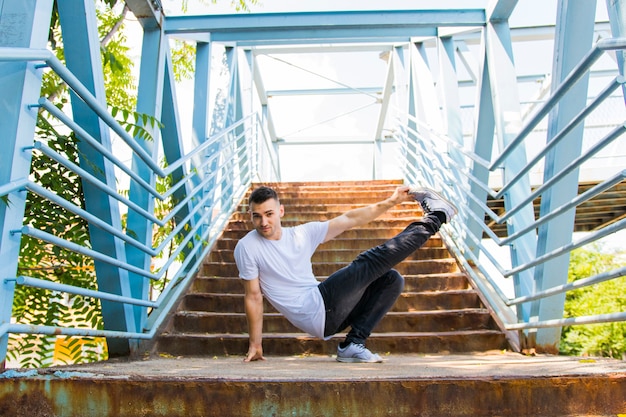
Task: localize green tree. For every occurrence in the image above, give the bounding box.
[559,245,626,359]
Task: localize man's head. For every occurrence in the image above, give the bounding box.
[248,186,284,240]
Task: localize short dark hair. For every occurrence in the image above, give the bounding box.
[249,186,279,206]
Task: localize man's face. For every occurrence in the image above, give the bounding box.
[249,198,284,240]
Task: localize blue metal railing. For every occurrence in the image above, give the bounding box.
[0,46,279,363]
[395,37,626,351]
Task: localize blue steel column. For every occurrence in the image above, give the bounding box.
[0,0,54,363]
[606,0,626,94]
[438,36,467,190]
[125,26,166,334]
[224,46,244,205]
[466,29,497,257]
[408,43,443,186]
[192,41,214,226]
[410,43,444,135]
[392,46,414,179]
[532,0,597,350]
[57,0,136,356]
[485,16,537,326]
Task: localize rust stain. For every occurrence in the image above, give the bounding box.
[0,374,625,416]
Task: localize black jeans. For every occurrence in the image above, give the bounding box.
[317,214,442,345]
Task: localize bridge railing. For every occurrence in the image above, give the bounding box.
[0,47,279,365]
[396,37,626,351]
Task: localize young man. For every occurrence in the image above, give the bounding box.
[234,185,457,363]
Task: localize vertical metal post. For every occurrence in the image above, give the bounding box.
[392,46,414,179]
[0,0,54,364]
[485,18,538,326]
[466,29,497,258]
[606,0,626,99]
[408,43,443,186]
[57,0,136,356]
[532,0,597,350]
[125,26,166,334]
[438,36,467,190]
[410,43,444,134]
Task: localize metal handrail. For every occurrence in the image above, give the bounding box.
[0,46,279,358]
[394,36,626,341]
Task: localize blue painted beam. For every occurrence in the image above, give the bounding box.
[532,0,597,350]
[485,18,537,324]
[163,10,484,43]
[126,26,166,335]
[57,0,137,356]
[0,0,54,364]
[466,30,497,258]
[165,10,486,33]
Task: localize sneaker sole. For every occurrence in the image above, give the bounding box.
[426,189,458,217]
[410,187,458,218]
[336,356,384,363]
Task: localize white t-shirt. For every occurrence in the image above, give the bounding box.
[234,221,329,339]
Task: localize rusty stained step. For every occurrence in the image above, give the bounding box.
[224,218,431,231]
[5,356,625,417]
[181,290,482,314]
[156,330,509,357]
[222,227,426,240]
[230,209,423,222]
[215,235,444,250]
[201,259,460,277]
[172,309,498,334]
[207,247,452,263]
[191,272,470,294]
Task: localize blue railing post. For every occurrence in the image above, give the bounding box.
[57,0,137,356]
[466,30,496,258]
[531,0,597,350]
[0,0,54,362]
[606,0,626,96]
[125,25,167,336]
[438,36,467,190]
[485,18,538,325]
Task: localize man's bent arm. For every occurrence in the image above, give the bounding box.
[243,278,265,362]
[324,185,413,242]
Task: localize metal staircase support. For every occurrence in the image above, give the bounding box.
[126,24,168,335]
[0,0,54,363]
[57,0,137,356]
[483,13,538,328]
[531,0,597,350]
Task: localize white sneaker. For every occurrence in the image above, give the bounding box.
[336,343,383,363]
[407,186,458,223]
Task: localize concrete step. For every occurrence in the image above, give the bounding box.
[224,218,429,231]
[222,227,423,240]
[231,206,423,220]
[172,309,498,334]
[8,354,625,417]
[214,236,445,250]
[156,330,510,356]
[201,259,460,277]
[181,290,483,314]
[190,273,471,294]
[207,247,453,263]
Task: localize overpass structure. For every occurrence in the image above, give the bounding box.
[0,0,625,366]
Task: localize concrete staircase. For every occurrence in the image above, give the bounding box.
[155,180,510,357]
[5,181,626,417]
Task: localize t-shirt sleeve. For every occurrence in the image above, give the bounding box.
[234,239,258,280]
[304,221,329,248]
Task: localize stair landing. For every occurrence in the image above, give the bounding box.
[2,352,625,416]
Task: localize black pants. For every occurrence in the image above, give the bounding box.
[317,214,442,345]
